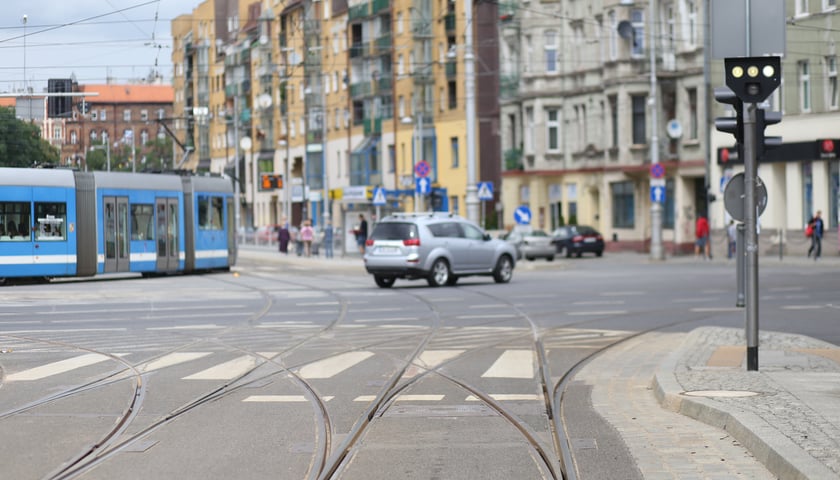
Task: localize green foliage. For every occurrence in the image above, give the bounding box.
[0,107,60,167]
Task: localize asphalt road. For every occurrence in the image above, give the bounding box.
[0,254,837,479]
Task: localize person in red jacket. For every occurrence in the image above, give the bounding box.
[695,215,711,260]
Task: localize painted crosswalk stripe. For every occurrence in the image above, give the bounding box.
[6,353,113,381]
[182,353,277,380]
[481,350,534,379]
[137,352,212,373]
[298,351,374,379]
[243,395,334,403]
[403,350,465,378]
[466,394,540,401]
[353,394,445,402]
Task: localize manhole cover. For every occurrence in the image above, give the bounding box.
[682,390,759,398]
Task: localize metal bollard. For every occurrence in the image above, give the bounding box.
[736,223,745,307]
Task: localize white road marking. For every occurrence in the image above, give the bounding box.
[0,328,126,334]
[466,394,540,401]
[146,324,225,331]
[403,350,465,378]
[354,317,419,323]
[571,300,625,306]
[566,310,628,316]
[298,351,374,379]
[353,394,445,402]
[6,353,113,381]
[455,314,517,319]
[469,304,509,309]
[243,395,334,403]
[137,352,212,373]
[481,350,534,379]
[183,353,277,380]
[781,305,823,310]
[600,291,645,296]
[690,307,742,313]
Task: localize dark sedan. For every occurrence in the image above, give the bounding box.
[551,225,605,258]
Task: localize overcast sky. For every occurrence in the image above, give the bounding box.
[0,0,202,93]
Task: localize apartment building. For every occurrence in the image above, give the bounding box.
[171,0,501,245]
[499,0,708,252]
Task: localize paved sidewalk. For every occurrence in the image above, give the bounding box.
[581,327,840,479]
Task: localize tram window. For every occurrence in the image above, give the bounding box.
[198,196,224,230]
[0,201,32,241]
[131,204,154,240]
[35,202,67,241]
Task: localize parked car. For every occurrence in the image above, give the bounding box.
[500,229,555,261]
[551,225,605,258]
[363,212,517,288]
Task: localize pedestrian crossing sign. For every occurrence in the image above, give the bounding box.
[372,187,387,206]
[477,181,494,200]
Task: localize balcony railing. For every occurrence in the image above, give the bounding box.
[444,13,456,31]
[349,2,370,20]
[500,73,519,98]
[376,76,392,92]
[372,0,389,14]
[363,118,381,135]
[349,44,365,58]
[504,148,523,171]
[445,61,457,79]
[375,34,392,55]
[350,81,372,98]
[412,20,432,37]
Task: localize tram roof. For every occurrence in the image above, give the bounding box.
[93,171,183,191]
[0,167,76,187]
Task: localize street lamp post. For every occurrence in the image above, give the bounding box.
[464,0,479,224]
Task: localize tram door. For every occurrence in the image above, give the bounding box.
[103,196,129,273]
[155,198,179,271]
[226,197,236,264]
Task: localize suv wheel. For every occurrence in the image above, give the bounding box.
[374,275,396,288]
[427,258,450,287]
[492,255,513,283]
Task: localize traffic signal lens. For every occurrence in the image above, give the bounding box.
[746,83,760,96]
[762,65,775,78]
[731,66,744,78]
[747,66,759,78]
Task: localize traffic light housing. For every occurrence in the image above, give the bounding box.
[714,86,744,162]
[47,78,73,118]
[756,108,782,159]
[725,56,781,104]
[259,174,283,191]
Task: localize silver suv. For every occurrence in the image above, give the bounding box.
[363,212,517,288]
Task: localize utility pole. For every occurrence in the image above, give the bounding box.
[649,0,665,260]
[464,0,479,224]
[233,95,241,233]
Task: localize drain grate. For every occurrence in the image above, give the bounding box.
[383,404,498,418]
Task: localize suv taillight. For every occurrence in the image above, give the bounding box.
[403,238,420,247]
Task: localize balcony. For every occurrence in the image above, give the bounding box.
[374,34,392,55]
[307,129,324,144]
[349,2,370,20]
[376,76,392,92]
[349,43,365,58]
[363,118,381,135]
[445,61,457,79]
[444,13,456,31]
[413,20,432,37]
[500,73,519,98]
[372,0,389,14]
[350,81,372,98]
[504,148,523,171]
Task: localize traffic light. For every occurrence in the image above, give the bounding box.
[714,86,744,161]
[47,78,73,118]
[756,108,782,160]
[725,56,781,104]
[259,174,283,191]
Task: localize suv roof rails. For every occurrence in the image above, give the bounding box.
[388,211,455,219]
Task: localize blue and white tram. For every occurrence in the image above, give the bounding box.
[0,167,235,283]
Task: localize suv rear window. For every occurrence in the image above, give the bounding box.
[370,222,418,241]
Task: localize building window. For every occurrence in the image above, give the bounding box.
[799,60,811,112]
[796,0,809,16]
[90,130,97,142]
[687,87,699,140]
[609,95,618,148]
[101,109,106,121]
[524,107,534,154]
[664,178,675,228]
[450,137,459,168]
[825,0,837,10]
[827,56,838,109]
[70,131,77,145]
[686,0,697,47]
[631,9,645,58]
[91,110,98,121]
[448,81,457,109]
[102,131,109,144]
[524,35,532,73]
[546,109,560,152]
[544,30,558,73]
[608,10,617,61]
[123,109,131,121]
[53,126,61,140]
[631,95,647,145]
[140,130,149,145]
[611,181,635,228]
[140,110,148,121]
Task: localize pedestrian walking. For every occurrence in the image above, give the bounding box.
[277,220,290,254]
[806,210,824,260]
[300,220,314,257]
[322,220,334,258]
[353,214,368,254]
[726,220,737,259]
[695,214,711,260]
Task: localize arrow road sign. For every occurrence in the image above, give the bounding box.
[650,185,666,204]
[514,205,532,225]
[416,177,431,195]
[372,187,387,206]
[477,181,494,200]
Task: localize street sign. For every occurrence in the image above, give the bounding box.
[372,187,387,206]
[650,185,666,204]
[724,172,768,222]
[414,160,431,178]
[513,205,532,225]
[650,163,665,179]
[710,0,786,59]
[477,181,494,200]
[416,177,431,195]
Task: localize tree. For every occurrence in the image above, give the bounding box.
[140,137,174,171]
[0,107,60,167]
